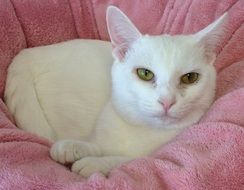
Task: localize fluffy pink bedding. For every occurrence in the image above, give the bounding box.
[0,0,243,189]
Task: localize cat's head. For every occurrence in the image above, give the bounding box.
[106,6,227,129]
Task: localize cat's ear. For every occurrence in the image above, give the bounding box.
[106,6,142,61]
[193,13,228,64]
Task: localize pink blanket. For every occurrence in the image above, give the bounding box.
[0,0,243,189]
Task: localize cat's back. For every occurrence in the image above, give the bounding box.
[4,39,113,141]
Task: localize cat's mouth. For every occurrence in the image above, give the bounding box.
[151,111,179,120]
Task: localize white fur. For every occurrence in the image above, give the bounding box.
[4,6,226,177]
[4,39,113,140]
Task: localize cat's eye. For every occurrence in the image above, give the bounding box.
[181,72,199,84]
[136,68,154,81]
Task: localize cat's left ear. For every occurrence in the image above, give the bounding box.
[106,6,142,61]
[193,13,228,64]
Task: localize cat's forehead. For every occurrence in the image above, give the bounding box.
[129,34,205,73]
[139,34,198,55]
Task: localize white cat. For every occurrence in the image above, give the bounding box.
[4,6,226,177]
[49,7,227,177]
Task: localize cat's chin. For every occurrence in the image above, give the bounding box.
[152,112,178,119]
[150,110,179,121]
[141,113,179,129]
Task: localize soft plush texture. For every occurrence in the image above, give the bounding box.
[0,0,243,189]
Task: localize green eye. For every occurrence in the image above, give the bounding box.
[181,72,199,84]
[137,68,154,81]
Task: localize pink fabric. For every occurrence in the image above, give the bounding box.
[0,0,243,189]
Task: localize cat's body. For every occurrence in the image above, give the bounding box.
[4,6,227,177]
[5,39,113,141]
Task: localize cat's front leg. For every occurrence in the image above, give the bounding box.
[50,140,101,164]
[71,156,131,177]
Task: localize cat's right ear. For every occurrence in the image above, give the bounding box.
[106,6,142,61]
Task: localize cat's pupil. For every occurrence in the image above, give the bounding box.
[187,73,192,79]
[188,73,197,81]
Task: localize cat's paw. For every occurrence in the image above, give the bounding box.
[50,140,83,164]
[71,157,113,177]
[50,140,101,164]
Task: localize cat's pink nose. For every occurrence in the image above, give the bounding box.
[158,99,176,112]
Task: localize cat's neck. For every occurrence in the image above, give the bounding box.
[95,101,181,157]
